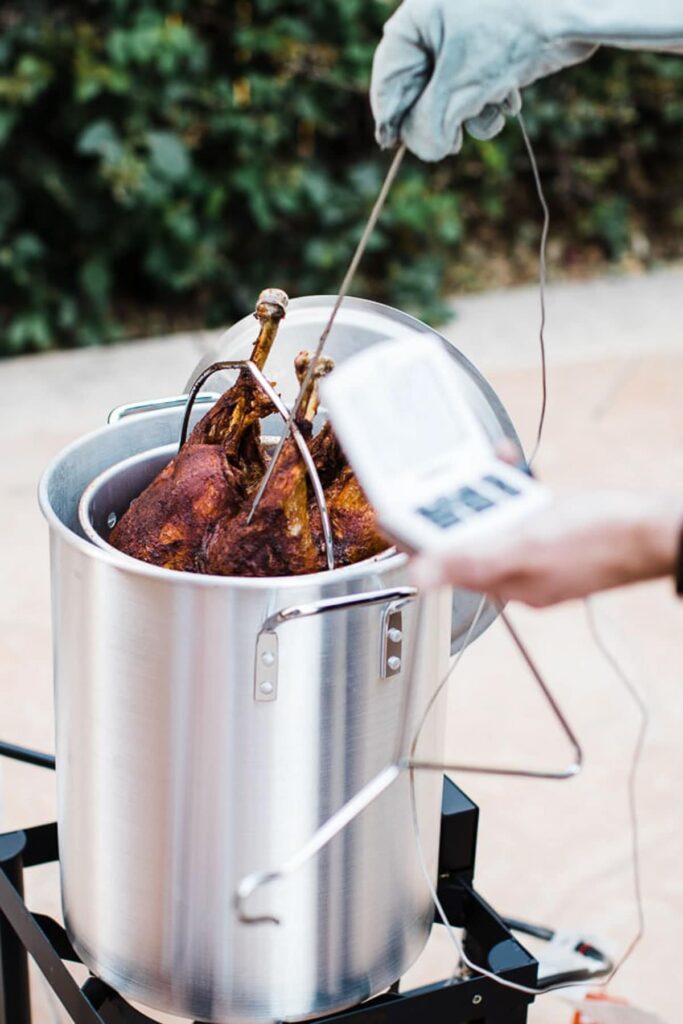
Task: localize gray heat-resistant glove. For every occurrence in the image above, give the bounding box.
[371,0,683,162]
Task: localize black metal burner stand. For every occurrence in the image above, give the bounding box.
[0,741,537,1024]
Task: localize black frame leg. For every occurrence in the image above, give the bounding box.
[0,832,31,1024]
[0,826,112,1024]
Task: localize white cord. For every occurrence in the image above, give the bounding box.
[408,595,648,996]
[585,599,647,976]
[518,112,549,470]
[404,121,648,997]
[409,596,488,768]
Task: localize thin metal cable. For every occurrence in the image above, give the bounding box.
[407,596,488,767]
[407,595,648,997]
[405,121,646,994]
[247,144,407,523]
[585,598,647,977]
[177,359,336,569]
[518,113,549,468]
[409,604,583,780]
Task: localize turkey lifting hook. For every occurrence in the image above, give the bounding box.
[247,143,407,523]
[179,359,336,571]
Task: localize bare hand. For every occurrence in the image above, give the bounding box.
[411,492,682,607]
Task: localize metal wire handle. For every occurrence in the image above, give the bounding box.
[409,609,583,781]
[179,359,336,571]
[247,144,407,524]
[235,599,583,925]
[235,763,403,926]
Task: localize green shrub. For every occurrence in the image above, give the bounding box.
[0,1,681,354]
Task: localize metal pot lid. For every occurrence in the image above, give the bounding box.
[186,295,521,451]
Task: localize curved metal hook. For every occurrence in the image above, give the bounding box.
[235,601,584,927]
[179,359,335,571]
[408,608,583,781]
[235,763,402,926]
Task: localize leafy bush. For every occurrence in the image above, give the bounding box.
[0,1,681,354]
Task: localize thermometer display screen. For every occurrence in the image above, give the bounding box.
[355,357,470,479]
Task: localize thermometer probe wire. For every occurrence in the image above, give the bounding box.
[518,111,549,470]
[406,120,647,999]
[247,143,407,524]
[408,595,647,997]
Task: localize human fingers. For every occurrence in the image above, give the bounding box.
[494,437,522,466]
[410,546,507,593]
[399,48,523,161]
[410,547,559,607]
[409,504,551,599]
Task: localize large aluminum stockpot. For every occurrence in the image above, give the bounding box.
[39,297,520,1024]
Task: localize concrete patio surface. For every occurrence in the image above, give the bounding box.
[1,265,682,1023]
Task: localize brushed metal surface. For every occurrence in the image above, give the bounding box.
[38,297,519,1023]
[45,439,450,1020]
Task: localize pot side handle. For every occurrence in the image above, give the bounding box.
[107,393,220,424]
[254,587,417,702]
[237,606,583,928]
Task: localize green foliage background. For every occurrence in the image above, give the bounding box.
[0,0,681,354]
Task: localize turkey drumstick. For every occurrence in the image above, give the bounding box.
[203,353,334,577]
[189,288,286,488]
[109,289,288,571]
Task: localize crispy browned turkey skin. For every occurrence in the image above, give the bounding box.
[203,436,387,577]
[109,446,245,572]
[109,290,285,570]
[317,465,387,567]
[203,434,323,576]
[109,291,388,577]
[203,353,331,576]
[109,363,277,571]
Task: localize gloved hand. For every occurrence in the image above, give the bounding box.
[371,0,683,162]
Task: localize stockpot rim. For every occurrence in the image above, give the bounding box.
[38,423,409,591]
[73,441,401,586]
[38,293,519,593]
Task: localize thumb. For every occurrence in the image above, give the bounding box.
[410,550,484,591]
[410,554,451,590]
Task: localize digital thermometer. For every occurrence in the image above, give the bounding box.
[320,335,549,555]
